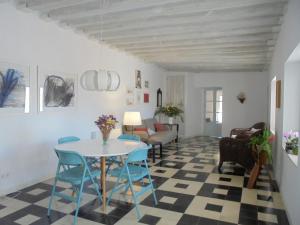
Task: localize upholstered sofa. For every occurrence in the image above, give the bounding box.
[218,122,265,172]
[122,118,178,145]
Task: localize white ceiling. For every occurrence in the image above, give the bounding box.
[15,0,287,72]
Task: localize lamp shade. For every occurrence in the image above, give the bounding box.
[123,112,142,126]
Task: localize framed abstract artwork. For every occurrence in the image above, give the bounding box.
[135,70,142,89]
[0,61,30,114]
[38,68,77,112]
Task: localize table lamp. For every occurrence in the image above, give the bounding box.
[123,112,142,135]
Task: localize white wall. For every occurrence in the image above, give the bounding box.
[168,72,268,137]
[268,0,300,224]
[283,62,300,133]
[0,3,165,196]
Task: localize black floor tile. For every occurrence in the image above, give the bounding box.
[140,190,194,213]
[139,214,161,225]
[172,170,209,182]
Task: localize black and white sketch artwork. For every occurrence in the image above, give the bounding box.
[39,70,76,110]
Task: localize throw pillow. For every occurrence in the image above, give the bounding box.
[134,127,148,133]
[154,123,168,132]
[148,128,156,135]
[250,128,260,133]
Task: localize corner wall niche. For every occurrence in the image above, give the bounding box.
[282,42,300,166]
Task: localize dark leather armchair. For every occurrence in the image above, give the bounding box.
[218,122,265,173]
[230,122,265,137]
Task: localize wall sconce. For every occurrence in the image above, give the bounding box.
[80,69,120,91]
[237,92,246,103]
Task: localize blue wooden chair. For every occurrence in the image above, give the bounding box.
[118,134,141,142]
[58,136,98,166]
[58,136,80,144]
[107,145,157,219]
[106,134,141,175]
[48,149,102,225]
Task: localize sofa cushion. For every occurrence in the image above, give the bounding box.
[134,127,148,133]
[154,123,168,131]
[148,130,177,145]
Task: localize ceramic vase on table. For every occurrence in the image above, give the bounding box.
[168,117,174,124]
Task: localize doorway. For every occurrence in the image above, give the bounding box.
[203,88,223,137]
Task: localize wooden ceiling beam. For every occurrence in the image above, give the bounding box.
[45,0,286,21]
[85,17,280,39]
[63,2,284,29]
[135,49,272,58]
[110,33,275,47]
[15,0,95,11]
[123,41,269,52]
[74,4,283,32]
[128,43,270,54]
[89,22,280,43]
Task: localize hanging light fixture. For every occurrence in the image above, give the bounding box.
[80,0,120,92]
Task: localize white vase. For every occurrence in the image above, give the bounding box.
[168,117,174,124]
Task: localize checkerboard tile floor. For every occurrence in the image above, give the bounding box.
[0,137,290,225]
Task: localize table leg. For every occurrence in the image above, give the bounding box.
[152,146,155,163]
[160,144,163,159]
[101,157,106,211]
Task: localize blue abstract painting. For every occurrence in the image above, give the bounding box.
[0,62,29,109]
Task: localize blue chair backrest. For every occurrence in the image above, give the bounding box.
[58,136,80,144]
[118,134,140,142]
[126,145,151,163]
[55,149,86,166]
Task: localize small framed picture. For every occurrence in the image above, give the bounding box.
[276,80,281,108]
[145,80,149,88]
[126,86,134,105]
[135,70,142,89]
[135,90,142,104]
[144,93,149,103]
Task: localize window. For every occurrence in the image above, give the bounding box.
[205,88,223,123]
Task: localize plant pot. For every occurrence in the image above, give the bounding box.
[285,142,295,154]
[168,117,174,124]
[258,151,268,166]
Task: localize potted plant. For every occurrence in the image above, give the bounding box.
[247,129,275,188]
[249,129,275,164]
[95,114,118,145]
[154,104,184,124]
[283,130,299,155]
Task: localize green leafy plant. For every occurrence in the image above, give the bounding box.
[155,105,184,122]
[249,129,275,162]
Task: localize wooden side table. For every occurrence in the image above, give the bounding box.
[164,123,179,142]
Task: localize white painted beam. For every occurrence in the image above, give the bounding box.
[111,33,275,47]
[73,3,284,31]
[46,0,286,21]
[15,0,95,11]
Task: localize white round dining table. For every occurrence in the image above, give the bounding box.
[55,138,147,211]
